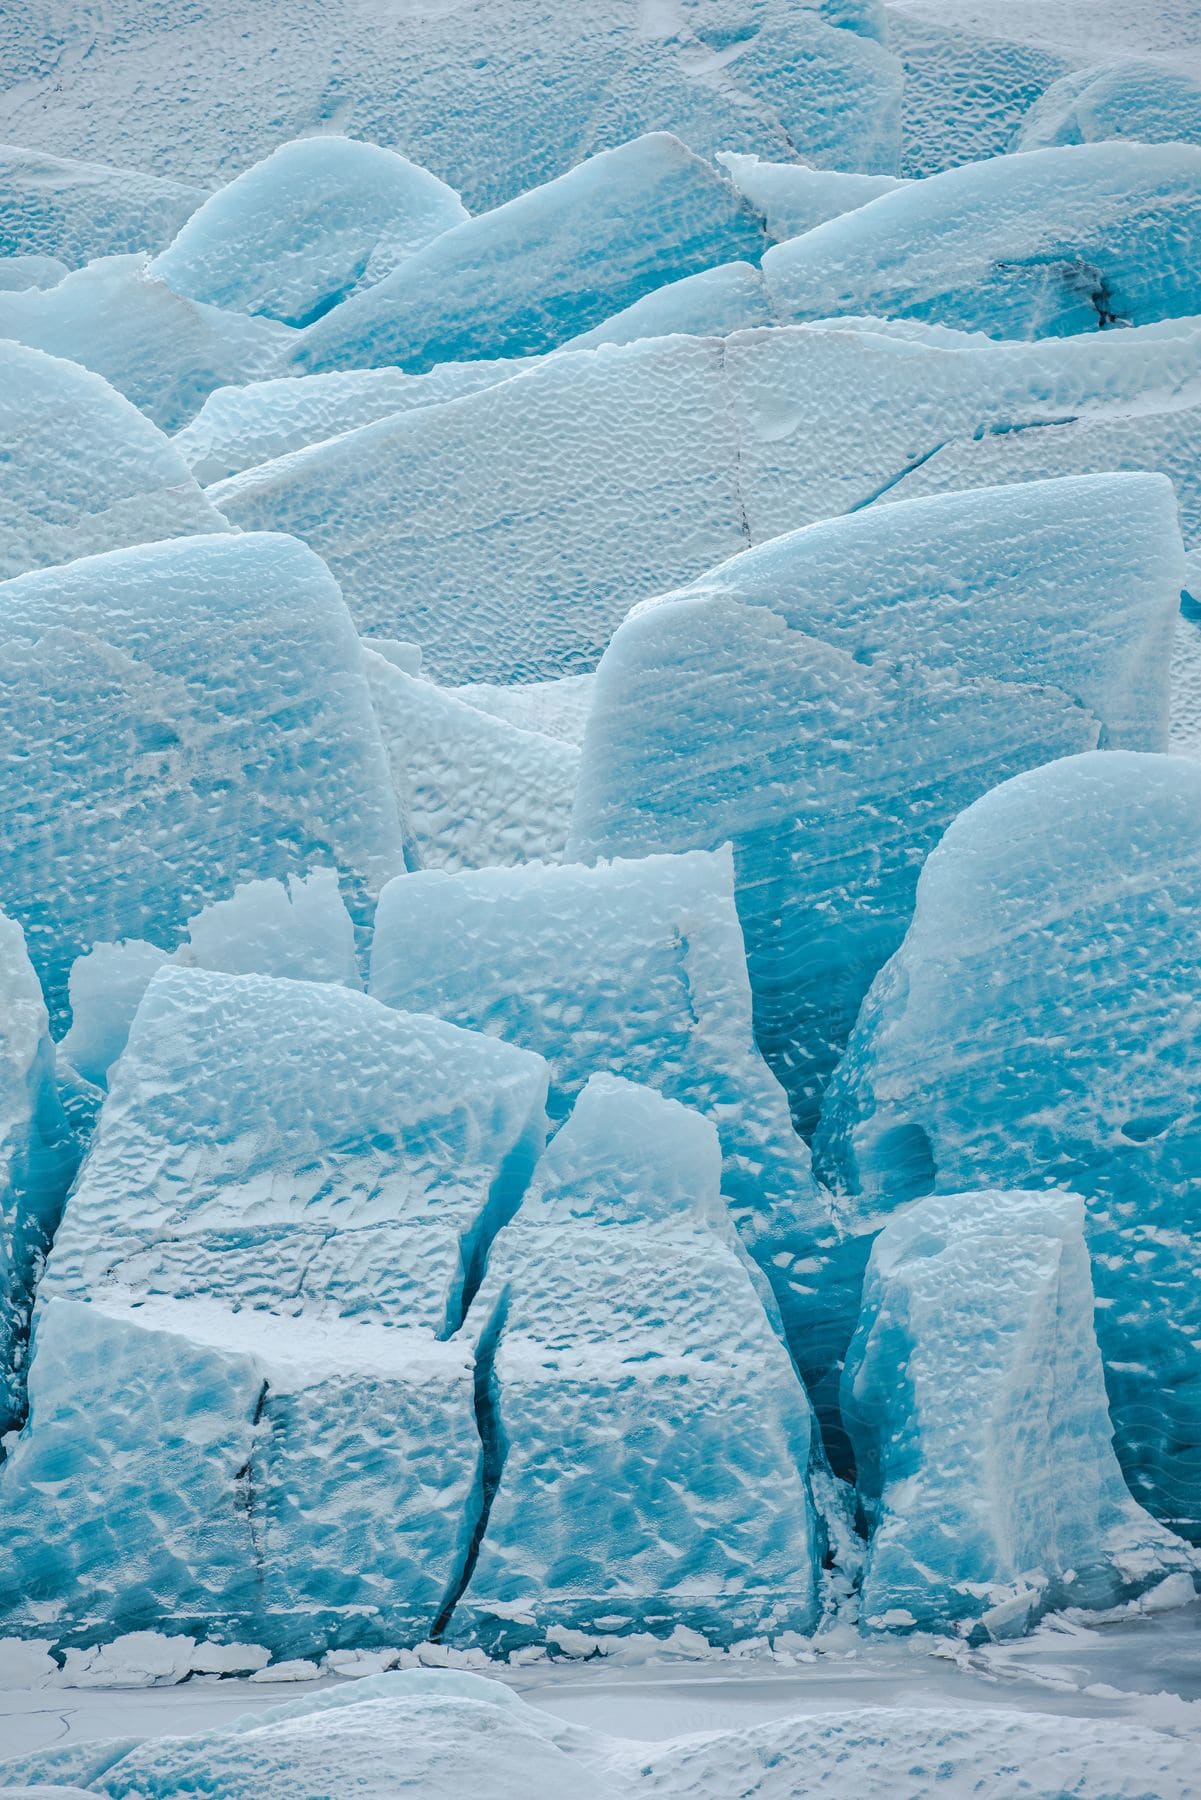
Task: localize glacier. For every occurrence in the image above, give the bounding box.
[293,135,768,374]
[368,848,827,1361]
[39,966,548,1330]
[0,340,226,581]
[210,318,1201,676]
[570,474,1182,1133]
[0,1,900,205]
[0,0,1200,1778]
[763,141,1201,338]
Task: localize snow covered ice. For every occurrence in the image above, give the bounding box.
[1,0,1200,1789]
[212,318,1201,677]
[149,137,468,328]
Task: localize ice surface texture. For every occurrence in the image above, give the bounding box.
[369,849,823,1355]
[211,320,1201,679]
[0,144,205,267]
[0,2,900,205]
[0,1296,481,1652]
[844,1187,1194,1636]
[570,474,1182,1136]
[0,341,226,581]
[455,1075,822,1649]
[818,752,1201,1541]
[3,1667,1201,1798]
[0,533,405,1029]
[764,141,1201,338]
[887,0,1201,176]
[363,650,580,872]
[60,867,361,1091]
[40,967,549,1332]
[150,137,468,327]
[1016,60,1201,149]
[0,255,293,431]
[294,135,767,373]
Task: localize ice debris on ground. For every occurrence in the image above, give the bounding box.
[2,1667,1200,1797]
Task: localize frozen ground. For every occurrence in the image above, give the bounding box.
[2,1605,1197,1759]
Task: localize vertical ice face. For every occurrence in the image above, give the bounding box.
[817,751,1201,1541]
[844,1187,1195,1637]
[570,475,1181,1137]
[294,134,768,373]
[368,850,825,1365]
[0,1297,481,1652]
[41,967,550,1334]
[0,911,75,1432]
[0,532,406,1030]
[763,141,1201,337]
[452,1075,823,1649]
[0,341,227,582]
[149,138,469,327]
